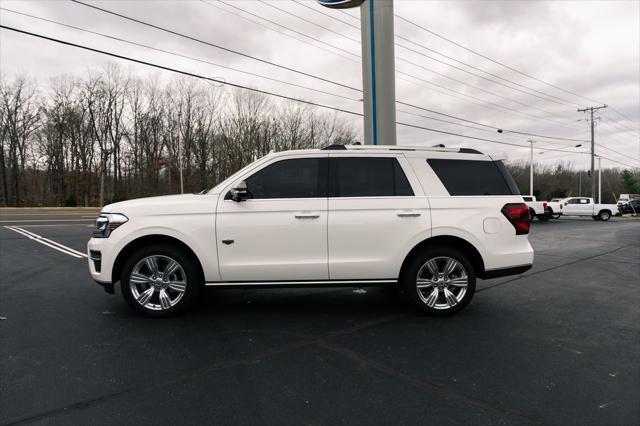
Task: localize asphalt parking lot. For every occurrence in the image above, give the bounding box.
[0,210,638,425]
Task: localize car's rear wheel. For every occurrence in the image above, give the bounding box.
[537,213,550,222]
[598,210,611,221]
[401,248,476,316]
[547,208,561,219]
[121,244,202,317]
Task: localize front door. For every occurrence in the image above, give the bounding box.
[216,155,328,282]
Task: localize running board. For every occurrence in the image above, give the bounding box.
[205,279,397,288]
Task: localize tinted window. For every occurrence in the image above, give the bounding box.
[523,196,533,202]
[580,198,590,204]
[245,158,327,199]
[567,198,579,204]
[329,157,414,197]
[427,159,518,196]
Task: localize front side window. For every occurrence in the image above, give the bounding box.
[427,159,519,196]
[329,157,414,197]
[244,158,327,199]
[567,198,579,204]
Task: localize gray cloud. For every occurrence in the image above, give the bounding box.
[0,0,638,168]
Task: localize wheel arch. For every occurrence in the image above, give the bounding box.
[400,235,485,279]
[112,234,205,284]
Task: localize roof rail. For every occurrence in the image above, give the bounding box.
[320,144,483,154]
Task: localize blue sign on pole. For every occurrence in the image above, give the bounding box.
[317,0,365,9]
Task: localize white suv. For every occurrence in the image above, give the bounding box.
[88,145,533,317]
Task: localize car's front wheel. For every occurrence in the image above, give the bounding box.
[401,248,476,316]
[121,245,203,317]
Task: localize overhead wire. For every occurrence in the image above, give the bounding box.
[0,7,362,102]
[0,24,592,157]
[69,0,361,92]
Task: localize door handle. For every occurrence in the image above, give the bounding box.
[397,212,421,217]
[295,214,320,219]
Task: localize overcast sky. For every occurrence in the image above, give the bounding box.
[1,0,638,169]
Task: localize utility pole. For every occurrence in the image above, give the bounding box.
[528,140,535,196]
[579,172,582,196]
[577,105,607,199]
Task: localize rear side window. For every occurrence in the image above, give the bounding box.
[427,159,519,196]
[245,158,327,199]
[329,157,414,197]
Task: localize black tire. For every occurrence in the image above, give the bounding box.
[598,210,611,221]
[400,247,476,317]
[529,208,536,221]
[592,215,600,221]
[537,214,550,222]
[120,244,203,317]
[552,214,561,219]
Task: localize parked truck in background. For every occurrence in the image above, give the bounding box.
[522,196,549,221]
[559,197,619,221]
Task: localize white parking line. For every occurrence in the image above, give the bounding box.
[4,226,88,259]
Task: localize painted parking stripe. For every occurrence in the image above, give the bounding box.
[4,226,88,258]
[10,226,88,257]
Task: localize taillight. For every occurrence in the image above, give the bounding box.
[543,202,547,210]
[501,203,530,235]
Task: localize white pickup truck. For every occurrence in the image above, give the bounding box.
[559,197,619,221]
[522,196,549,221]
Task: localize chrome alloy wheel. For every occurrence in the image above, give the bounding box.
[416,256,469,310]
[129,255,187,311]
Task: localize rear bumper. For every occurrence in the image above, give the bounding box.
[479,264,532,280]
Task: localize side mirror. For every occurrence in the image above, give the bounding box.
[564,202,568,206]
[230,181,248,202]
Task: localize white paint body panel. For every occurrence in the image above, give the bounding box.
[87,146,534,286]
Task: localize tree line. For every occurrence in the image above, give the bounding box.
[1,64,637,207]
[0,64,357,207]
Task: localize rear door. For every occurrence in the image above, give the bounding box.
[327,154,429,280]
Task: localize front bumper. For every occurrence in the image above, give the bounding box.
[87,237,116,284]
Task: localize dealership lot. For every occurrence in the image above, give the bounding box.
[0,211,638,425]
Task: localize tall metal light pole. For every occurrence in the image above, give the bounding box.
[528,140,534,196]
[597,156,602,203]
[318,0,397,145]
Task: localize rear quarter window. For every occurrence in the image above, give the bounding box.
[427,159,519,196]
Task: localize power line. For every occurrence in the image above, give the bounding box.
[199,1,361,65]
[267,1,581,122]
[214,0,360,58]
[394,14,603,107]
[0,24,592,157]
[259,0,360,44]
[608,106,640,130]
[291,0,360,30]
[0,25,363,116]
[397,101,587,143]
[11,4,588,144]
[0,7,362,102]
[195,0,585,131]
[70,0,361,93]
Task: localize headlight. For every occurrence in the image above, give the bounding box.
[93,213,128,238]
